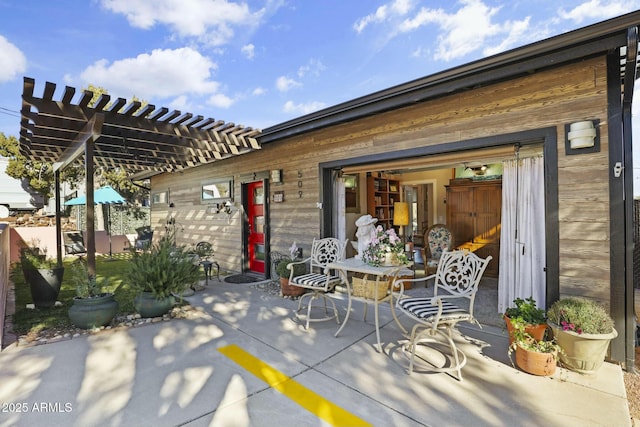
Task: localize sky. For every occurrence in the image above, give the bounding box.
[1,1,640,166]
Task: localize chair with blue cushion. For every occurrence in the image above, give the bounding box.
[421,224,453,275]
[287,238,348,329]
[395,249,492,381]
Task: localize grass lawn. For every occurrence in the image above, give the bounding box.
[12,254,146,335]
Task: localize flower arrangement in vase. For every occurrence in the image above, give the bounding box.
[362,226,407,267]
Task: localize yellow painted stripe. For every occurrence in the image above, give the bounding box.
[219,344,371,427]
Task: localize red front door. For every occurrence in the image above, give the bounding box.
[247,181,265,274]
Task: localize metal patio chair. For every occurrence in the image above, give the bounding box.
[395,249,492,381]
[63,231,87,259]
[287,237,348,329]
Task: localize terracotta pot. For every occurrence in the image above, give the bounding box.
[549,322,618,374]
[280,277,305,297]
[515,344,557,376]
[504,315,547,345]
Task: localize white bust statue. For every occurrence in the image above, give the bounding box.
[354,214,378,259]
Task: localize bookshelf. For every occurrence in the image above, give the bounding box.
[367,175,401,231]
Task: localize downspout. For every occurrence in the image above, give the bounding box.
[622,26,638,372]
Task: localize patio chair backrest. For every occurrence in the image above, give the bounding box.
[309,238,348,273]
[63,231,86,256]
[432,249,492,315]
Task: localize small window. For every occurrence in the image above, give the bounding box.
[202,178,233,202]
[152,191,168,205]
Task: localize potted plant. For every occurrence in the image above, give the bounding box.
[276,257,306,297]
[275,242,307,297]
[19,239,64,308]
[547,297,617,374]
[503,297,547,345]
[508,316,562,376]
[127,236,202,317]
[67,261,119,329]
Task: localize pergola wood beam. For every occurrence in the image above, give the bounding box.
[20,78,262,177]
[53,114,104,172]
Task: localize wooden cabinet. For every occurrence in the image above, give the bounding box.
[367,176,401,231]
[446,180,502,277]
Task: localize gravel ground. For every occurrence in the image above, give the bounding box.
[624,346,640,423]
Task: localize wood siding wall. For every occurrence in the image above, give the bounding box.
[152,56,611,303]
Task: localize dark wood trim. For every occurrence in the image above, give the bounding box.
[543,130,560,308]
[622,27,638,371]
[320,168,334,238]
[608,45,633,366]
[320,127,560,304]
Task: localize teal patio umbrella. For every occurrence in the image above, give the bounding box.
[65,186,126,258]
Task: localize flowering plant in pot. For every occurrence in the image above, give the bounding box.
[276,242,306,297]
[503,297,547,344]
[546,297,617,374]
[508,316,562,376]
[362,226,407,267]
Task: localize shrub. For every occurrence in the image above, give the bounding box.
[127,236,201,299]
[504,297,546,325]
[275,258,306,279]
[547,297,615,335]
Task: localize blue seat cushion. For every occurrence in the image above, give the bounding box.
[398,297,470,322]
[291,273,341,289]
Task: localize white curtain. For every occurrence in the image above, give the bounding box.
[334,171,346,241]
[498,155,546,313]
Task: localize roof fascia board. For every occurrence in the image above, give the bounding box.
[260,13,639,143]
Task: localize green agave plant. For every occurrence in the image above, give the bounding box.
[127,236,202,299]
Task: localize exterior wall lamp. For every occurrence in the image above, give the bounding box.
[565,119,600,155]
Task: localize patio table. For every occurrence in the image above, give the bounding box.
[326,257,412,352]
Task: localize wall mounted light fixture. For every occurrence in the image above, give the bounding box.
[212,200,234,215]
[565,119,600,155]
[270,169,283,184]
[464,164,488,176]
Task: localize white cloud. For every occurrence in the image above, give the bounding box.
[355,0,535,62]
[241,43,255,59]
[275,76,301,92]
[78,47,220,101]
[252,87,266,96]
[297,58,325,79]
[168,95,192,111]
[407,0,506,61]
[283,100,326,115]
[207,93,234,108]
[483,17,531,57]
[558,0,634,23]
[353,0,415,33]
[0,35,27,83]
[100,0,266,46]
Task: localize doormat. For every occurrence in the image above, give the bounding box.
[224,274,262,284]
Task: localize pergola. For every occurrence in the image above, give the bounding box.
[19,76,262,277]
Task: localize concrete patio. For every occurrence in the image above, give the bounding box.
[0,278,631,427]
